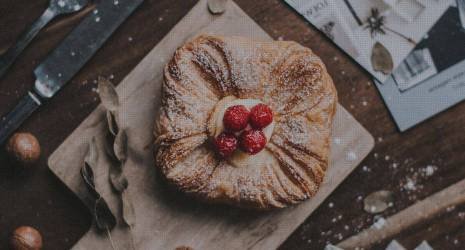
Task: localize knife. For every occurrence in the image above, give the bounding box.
[0,0,144,145]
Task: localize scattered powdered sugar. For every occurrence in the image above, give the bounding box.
[324,244,343,250]
[346,151,357,161]
[371,216,386,229]
[403,178,416,191]
[446,206,455,212]
[422,165,437,177]
[458,212,465,219]
[282,119,310,146]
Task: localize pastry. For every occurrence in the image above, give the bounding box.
[154,35,337,209]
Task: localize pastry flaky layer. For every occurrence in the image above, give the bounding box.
[154,35,338,210]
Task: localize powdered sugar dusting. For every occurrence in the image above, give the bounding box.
[156,35,337,209]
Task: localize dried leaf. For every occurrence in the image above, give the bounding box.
[364,190,394,214]
[98,77,120,112]
[94,197,117,231]
[98,78,137,233]
[109,168,128,192]
[80,139,117,232]
[81,139,99,199]
[84,137,99,167]
[81,163,99,199]
[207,0,228,14]
[107,111,119,137]
[122,190,136,227]
[371,42,393,75]
[114,130,128,163]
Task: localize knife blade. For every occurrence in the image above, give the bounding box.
[0,0,144,145]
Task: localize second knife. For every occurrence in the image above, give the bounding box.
[0,0,145,145]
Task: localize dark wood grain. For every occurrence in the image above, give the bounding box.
[0,0,464,249]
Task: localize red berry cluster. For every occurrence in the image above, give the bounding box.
[214,103,273,157]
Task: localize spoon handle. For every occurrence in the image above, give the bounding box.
[0,8,56,79]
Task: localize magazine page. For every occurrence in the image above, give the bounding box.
[284,0,452,82]
[377,1,465,131]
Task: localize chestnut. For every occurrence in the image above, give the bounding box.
[10,226,43,250]
[6,133,41,165]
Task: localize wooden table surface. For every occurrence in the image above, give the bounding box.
[1,1,464,249]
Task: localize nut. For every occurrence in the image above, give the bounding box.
[6,133,41,165]
[10,226,43,250]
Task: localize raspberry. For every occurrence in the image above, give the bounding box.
[239,129,267,155]
[214,132,238,157]
[249,103,273,129]
[223,105,250,132]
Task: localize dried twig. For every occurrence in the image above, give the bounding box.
[80,138,117,250]
[98,77,136,250]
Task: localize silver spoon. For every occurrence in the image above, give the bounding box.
[0,0,89,79]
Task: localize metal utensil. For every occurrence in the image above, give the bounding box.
[0,0,89,79]
[0,0,145,145]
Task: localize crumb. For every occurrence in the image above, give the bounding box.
[346,151,357,161]
[404,178,416,191]
[372,217,386,229]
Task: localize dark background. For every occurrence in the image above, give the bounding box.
[1,0,465,249]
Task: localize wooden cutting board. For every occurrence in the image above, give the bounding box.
[49,1,374,249]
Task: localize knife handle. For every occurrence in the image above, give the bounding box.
[0,92,42,145]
